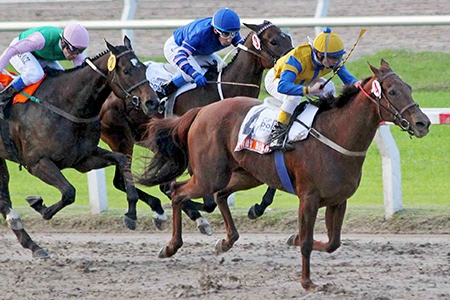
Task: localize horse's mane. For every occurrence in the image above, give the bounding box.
[44,49,111,77]
[312,76,372,113]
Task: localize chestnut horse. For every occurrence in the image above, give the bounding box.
[137,60,430,290]
[100,20,293,232]
[0,36,159,258]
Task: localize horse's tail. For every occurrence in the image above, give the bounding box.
[137,107,202,186]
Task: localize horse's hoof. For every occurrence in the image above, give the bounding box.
[247,205,259,220]
[153,212,168,230]
[303,281,319,292]
[123,215,137,230]
[286,234,297,246]
[33,248,50,259]
[158,246,172,258]
[196,217,212,236]
[214,239,225,254]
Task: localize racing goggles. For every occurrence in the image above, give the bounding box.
[216,29,238,39]
[61,36,86,55]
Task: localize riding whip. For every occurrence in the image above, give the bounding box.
[206,81,259,88]
[320,29,367,89]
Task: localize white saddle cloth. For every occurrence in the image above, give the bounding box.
[234,98,319,154]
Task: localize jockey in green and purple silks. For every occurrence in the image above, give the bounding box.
[0,23,89,120]
[158,8,244,98]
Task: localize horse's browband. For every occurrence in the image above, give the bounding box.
[378,71,396,83]
[116,49,134,58]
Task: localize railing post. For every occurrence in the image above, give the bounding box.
[374,125,403,219]
[121,0,137,44]
[315,0,330,35]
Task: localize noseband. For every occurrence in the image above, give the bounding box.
[85,49,149,108]
[358,71,418,135]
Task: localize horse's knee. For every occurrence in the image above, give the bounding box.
[300,239,314,256]
[62,187,76,205]
[204,202,217,213]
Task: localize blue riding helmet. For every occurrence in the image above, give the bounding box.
[212,8,241,33]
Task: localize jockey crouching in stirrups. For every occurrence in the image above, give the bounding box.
[0,23,89,120]
[264,28,358,151]
[157,8,244,99]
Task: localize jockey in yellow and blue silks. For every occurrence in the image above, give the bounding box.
[158,8,244,98]
[265,28,358,151]
[0,23,89,120]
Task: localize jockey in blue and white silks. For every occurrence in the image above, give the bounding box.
[159,8,244,97]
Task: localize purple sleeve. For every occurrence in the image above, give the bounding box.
[0,32,45,71]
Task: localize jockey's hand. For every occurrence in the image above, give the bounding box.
[309,82,324,95]
[193,73,207,87]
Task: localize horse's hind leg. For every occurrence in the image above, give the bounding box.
[286,201,347,253]
[248,186,276,219]
[74,147,139,229]
[161,183,215,236]
[26,157,76,220]
[0,160,49,258]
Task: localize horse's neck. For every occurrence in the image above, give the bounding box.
[317,93,380,152]
[51,62,111,117]
[221,48,264,97]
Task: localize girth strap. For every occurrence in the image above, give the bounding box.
[274,151,295,194]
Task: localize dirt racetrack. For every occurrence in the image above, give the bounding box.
[1,232,449,300]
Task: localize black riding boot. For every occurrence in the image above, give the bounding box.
[156,80,178,99]
[0,85,20,120]
[268,121,294,151]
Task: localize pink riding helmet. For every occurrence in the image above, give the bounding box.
[63,23,89,49]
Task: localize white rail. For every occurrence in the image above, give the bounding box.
[2,15,450,32]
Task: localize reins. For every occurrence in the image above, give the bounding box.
[216,22,284,100]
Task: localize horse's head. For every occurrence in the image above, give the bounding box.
[243,20,293,69]
[365,59,430,138]
[105,36,160,116]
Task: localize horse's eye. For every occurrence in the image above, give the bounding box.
[123,69,130,75]
[389,90,396,95]
[270,40,278,46]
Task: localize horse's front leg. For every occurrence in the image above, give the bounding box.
[287,201,347,253]
[74,147,139,230]
[297,193,320,291]
[26,157,76,220]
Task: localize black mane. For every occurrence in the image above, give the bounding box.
[312,77,372,113]
[44,49,111,77]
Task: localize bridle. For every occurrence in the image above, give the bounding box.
[237,22,292,67]
[85,49,149,108]
[357,71,418,136]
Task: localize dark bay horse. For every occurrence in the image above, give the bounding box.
[0,36,159,258]
[137,60,430,290]
[100,20,293,232]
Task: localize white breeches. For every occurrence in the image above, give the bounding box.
[265,68,336,115]
[163,36,222,81]
[8,37,63,86]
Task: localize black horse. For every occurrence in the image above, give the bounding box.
[0,36,159,258]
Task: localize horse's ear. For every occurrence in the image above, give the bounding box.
[123,35,133,49]
[380,59,390,69]
[243,22,259,32]
[105,38,119,55]
[368,61,382,79]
